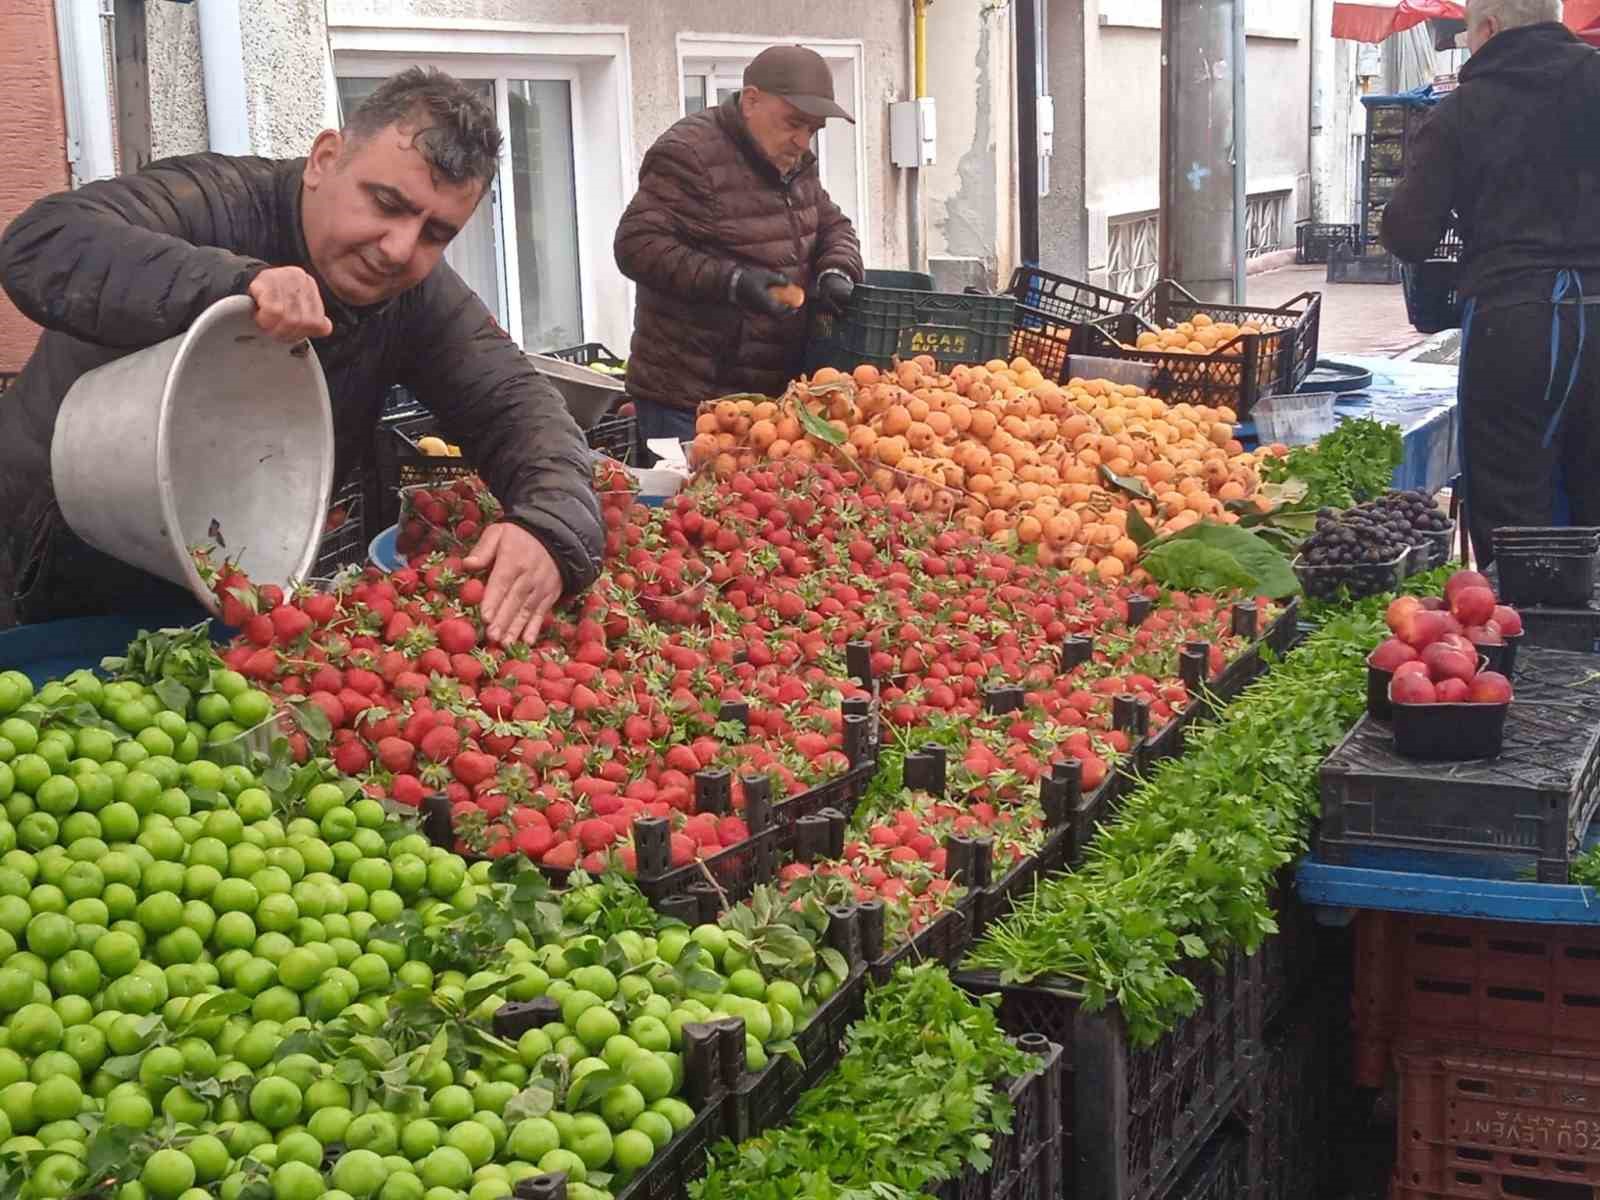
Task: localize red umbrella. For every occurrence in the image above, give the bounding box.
[1333,0,1600,44]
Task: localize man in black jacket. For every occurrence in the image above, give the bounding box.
[0,68,602,643]
[1381,0,1600,565]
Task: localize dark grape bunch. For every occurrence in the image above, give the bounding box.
[1300,490,1445,567]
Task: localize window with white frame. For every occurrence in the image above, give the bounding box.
[677,37,867,239]
[329,27,634,357]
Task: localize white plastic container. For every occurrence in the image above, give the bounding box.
[1252,392,1337,446]
[51,295,335,615]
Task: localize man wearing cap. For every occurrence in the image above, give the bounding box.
[615,44,864,455]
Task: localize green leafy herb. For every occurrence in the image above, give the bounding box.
[1260,417,1403,510]
[691,965,1041,1200]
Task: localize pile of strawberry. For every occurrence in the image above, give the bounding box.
[203,453,1274,886]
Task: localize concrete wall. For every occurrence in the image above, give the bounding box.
[144,0,911,268]
[922,0,1017,290]
[1051,0,1314,285]
[0,0,71,371]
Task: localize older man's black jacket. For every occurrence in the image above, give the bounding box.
[0,153,602,624]
[1382,23,1600,309]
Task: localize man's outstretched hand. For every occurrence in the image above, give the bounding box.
[465,523,563,646]
[249,267,334,343]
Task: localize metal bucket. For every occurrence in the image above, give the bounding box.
[529,352,626,430]
[50,295,335,615]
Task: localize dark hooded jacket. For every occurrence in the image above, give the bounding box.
[0,153,602,624]
[614,95,863,411]
[1381,22,1600,309]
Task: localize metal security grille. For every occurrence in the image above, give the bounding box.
[1107,211,1160,296]
[1246,191,1290,258]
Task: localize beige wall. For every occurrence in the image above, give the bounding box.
[0,0,71,371]
[1081,0,1314,284]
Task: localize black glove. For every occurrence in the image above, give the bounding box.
[731,267,793,317]
[816,270,855,316]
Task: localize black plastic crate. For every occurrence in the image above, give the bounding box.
[771,760,879,857]
[1165,1127,1249,1200]
[1402,229,1464,335]
[548,341,626,372]
[633,823,781,918]
[726,1059,787,1146]
[930,1036,1067,1200]
[1326,243,1403,285]
[870,894,979,985]
[1007,266,1133,381]
[1240,990,1332,1200]
[1295,222,1359,265]
[587,410,638,466]
[1255,867,1321,1032]
[1518,602,1600,654]
[1073,281,1321,419]
[1317,645,1600,883]
[778,966,869,1114]
[1498,551,1598,608]
[375,412,478,530]
[956,951,1255,1200]
[313,471,370,578]
[1062,773,1122,871]
[613,1086,725,1200]
[976,822,1074,939]
[805,286,1016,373]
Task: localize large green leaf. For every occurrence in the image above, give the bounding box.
[1142,522,1299,598]
[1139,540,1258,593]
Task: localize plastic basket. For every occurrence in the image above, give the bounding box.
[1392,1039,1600,1198]
[770,760,878,856]
[1516,602,1600,654]
[586,410,638,467]
[1006,266,1134,381]
[1252,392,1336,446]
[1317,645,1600,883]
[611,1086,726,1200]
[1256,866,1322,1032]
[1292,547,1411,602]
[1494,541,1600,608]
[930,1037,1067,1200]
[804,286,1016,373]
[374,413,478,529]
[777,967,868,1114]
[1351,911,1600,1090]
[870,894,979,985]
[1295,221,1359,265]
[1326,243,1404,285]
[1402,230,1465,335]
[313,471,370,577]
[1165,1128,1248,1200]
[955,951,1256,1200]
[863,268,935,290]
[1074,281,1321,418]
[547,341,625,371]
[1241,989,1333,1200]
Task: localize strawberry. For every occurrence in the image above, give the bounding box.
[419,724,461,763]
[451,752,497,788]
[377,737,415,774]
[437,618,478,655]
[332,741,371,775]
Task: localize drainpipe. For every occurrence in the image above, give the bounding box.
[54,0,117,185]
[909,0,929,273]
[197,0,251,154]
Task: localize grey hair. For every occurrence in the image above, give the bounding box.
[1466,0,1563,30]
[343,67,503,187]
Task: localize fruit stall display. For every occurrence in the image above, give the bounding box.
[686,355,1285,576]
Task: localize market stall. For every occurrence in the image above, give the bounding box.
[0,272,1514,1200]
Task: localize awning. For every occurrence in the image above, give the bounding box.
[1333,1,1600,45]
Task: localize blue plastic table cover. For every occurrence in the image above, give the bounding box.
[1240,355,1460,495]
[1296,854,1600,925]
[0,611,215,688]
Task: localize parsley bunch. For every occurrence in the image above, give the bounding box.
[691,964,1041,1200]
[962,578,1448,1046]
[1261,416,1403,510]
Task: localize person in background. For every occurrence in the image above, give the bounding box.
[615,45,864,459]
[1381,0,1600,566]
[0,67,602,642]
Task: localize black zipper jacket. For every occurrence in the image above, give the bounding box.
[0,153,602,621]
[1381,23,1600,309]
